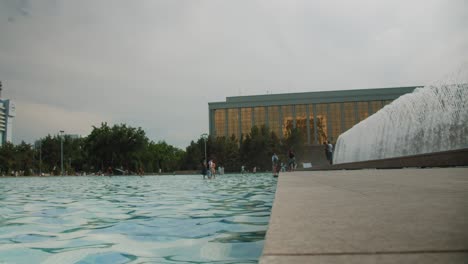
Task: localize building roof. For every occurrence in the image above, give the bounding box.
[209,86,421,109]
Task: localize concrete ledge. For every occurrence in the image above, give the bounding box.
[309,148,468,170]
[261,252,468,264]
[260,168,468,263]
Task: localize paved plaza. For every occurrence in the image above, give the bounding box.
[260,168,468,263]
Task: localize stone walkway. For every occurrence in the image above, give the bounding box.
[260,168,468,263]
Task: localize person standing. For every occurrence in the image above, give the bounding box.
[288,149,296,172]
[201,159,208,179]
[272,153,279,177]
[207,159,212,178]
[327,141,334,165]
[324,142,330,164]
[210,160,216,178]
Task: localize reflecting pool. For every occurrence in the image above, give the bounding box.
[0,174,277,263]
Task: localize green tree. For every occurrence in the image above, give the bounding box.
[40,135,61,174]
[145,141,184,172]
[223,135,241,172]
[0,142,15,175]
[84,123,149,173]
[14,141,35,176]
[34,135,86,175]
[182,139,203,171]
[282,127,305,163]
[240,125,275,171]
[64,137,86,174]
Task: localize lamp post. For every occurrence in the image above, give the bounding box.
[60,130,64,176]
[39,140,42,176]
[201,133,208,163]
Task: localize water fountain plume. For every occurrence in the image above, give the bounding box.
[334,83,468,164]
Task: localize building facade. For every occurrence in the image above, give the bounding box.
[209,86,419,145]
[0,99,16,146]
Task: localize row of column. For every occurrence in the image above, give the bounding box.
[217,100,385,145]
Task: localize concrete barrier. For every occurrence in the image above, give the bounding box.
[307,148,468,170]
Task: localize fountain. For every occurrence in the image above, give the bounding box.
[333,83,468,164]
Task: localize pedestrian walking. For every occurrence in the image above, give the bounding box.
[327,141,334,165]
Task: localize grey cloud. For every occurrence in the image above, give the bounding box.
[1,0,467,148]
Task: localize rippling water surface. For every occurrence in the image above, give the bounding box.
[0,174,277,263]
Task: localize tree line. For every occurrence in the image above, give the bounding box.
[0,122,305,176]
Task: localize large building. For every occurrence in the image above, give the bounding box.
[209,86,420,145]
[0,99,16,146]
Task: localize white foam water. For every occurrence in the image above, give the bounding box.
[333,83,468,164]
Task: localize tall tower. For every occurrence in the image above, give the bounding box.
[0,81,5,145]
[0,81,15,145]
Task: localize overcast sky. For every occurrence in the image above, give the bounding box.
[1,0,467,148]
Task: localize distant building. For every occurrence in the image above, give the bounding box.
[0,99,16,146]
[66,134,81,140]
[209,86,420,144]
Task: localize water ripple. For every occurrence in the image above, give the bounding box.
[0,174,276,263]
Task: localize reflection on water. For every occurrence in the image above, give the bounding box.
[0,174,276,263]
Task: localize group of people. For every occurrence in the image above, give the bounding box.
[201,159,217,179]
[240,165,257,174]
[271,149,297,177]
[201,142,334,178]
